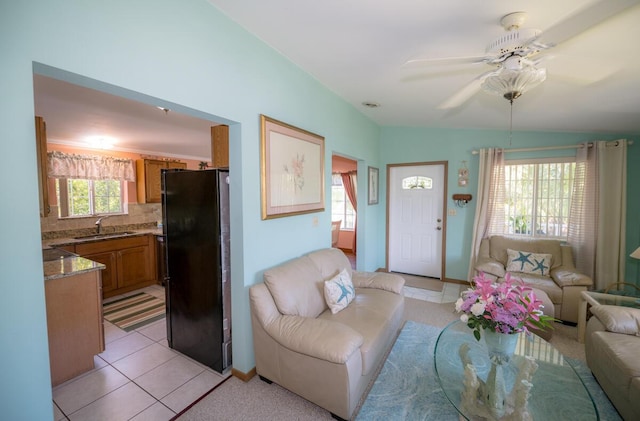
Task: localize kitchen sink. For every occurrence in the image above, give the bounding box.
[73,231,137,240]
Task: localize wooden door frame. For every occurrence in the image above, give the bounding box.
[385,161,448,279]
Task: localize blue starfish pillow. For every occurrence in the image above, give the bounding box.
[324,268,356,314]
[506,248,552,277]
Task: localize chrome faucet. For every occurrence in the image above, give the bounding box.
[95,215,110,234]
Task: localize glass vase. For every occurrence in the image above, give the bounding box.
[483,329,518,364]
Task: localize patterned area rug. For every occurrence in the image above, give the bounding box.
[356,321,621,420]
[103,292,165,332]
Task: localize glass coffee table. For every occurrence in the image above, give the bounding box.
[434,321,598,420]
[578,290,640,343]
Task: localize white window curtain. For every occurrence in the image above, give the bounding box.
[568,140,628,290]
[467,148,505,282]
[47,151,136,182]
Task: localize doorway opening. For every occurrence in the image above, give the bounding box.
[331,154,357,269]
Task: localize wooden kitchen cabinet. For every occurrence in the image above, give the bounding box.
[35,116,51,217]
[74,234,157,298]
[136,159,187,203]
[211,124,229,168]
[45,269,104,386]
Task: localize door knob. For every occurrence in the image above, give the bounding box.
[437,218,442,222]
[437,226,442,231]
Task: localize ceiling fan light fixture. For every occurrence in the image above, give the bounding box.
[481,65,546,101]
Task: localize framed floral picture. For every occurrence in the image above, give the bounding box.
[260,115,325,219]
[368,166,379,205]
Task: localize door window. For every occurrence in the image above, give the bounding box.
[401,176,432,190]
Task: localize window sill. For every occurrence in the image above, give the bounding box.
[57,213,127,221]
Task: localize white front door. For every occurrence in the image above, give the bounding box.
[388,164,445,278]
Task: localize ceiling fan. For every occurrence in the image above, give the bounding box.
[404,0,640,109]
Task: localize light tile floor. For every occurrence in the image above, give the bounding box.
[403,282,463,304]
[52,285,230,421]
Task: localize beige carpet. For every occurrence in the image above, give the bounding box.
[394,272,444,292]
[177,297,585,420]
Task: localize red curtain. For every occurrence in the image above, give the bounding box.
[341,171,357,252]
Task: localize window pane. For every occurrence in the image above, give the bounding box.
[331,175,356,229]
[94,179,122,214]
[402,176,432,190]
[58,178,123,217]
[68,179,90,216]
[503,160,574,239]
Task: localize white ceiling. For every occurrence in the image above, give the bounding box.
[33,75,219,161]
[33,1,640,160]
[210,0,640,133]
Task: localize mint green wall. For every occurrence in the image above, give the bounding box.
[0,1,381,418]
[379,127,640,283]
[2,1,639,418]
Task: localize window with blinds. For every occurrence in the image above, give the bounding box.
[503,158,576,239]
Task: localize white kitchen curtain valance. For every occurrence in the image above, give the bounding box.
[47,151,136,182]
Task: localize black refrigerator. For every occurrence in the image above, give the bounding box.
[161,168,231,373]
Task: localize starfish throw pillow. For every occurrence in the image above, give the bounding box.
[506,248,552,277]
[324,268,356,314]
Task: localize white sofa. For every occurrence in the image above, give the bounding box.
[585,305,640,420]
[474,235,592,323]
[249,248,405,420]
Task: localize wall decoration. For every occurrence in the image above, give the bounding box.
[458,161,469,187]
[260,115,325,219]
[368,166,379,205]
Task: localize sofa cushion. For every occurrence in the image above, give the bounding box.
[319,288,404,376]
[506,248,552,276]
[591,305,640,336]
[505,273,563,305]
[263,255,327,318]
[324,269,356,314]
[590,330,640,398]
[307,248,353,280]
[489,236,562,269]
[352,271,405,294]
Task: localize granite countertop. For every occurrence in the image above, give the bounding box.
[43,249,105,281]
[42,228,163,249]
[42,228,162,281]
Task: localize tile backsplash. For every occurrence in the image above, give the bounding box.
[41,203,162,240]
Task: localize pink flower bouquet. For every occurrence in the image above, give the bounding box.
[455,272,555,341]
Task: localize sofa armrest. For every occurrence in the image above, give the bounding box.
[550,268,592,287]
[264,315,364,364]
[591,305,640,336]
[474,257,506,279]
[352,271,404,294]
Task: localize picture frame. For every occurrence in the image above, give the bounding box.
[368,166,379,205]
[260,115,325,219]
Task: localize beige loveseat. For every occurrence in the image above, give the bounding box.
[585,305,640,420]
[474,235,592,323]
[249,248,405,420]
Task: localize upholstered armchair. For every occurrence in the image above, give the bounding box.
[474,235,592,323]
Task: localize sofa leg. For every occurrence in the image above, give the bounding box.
[330,413,347,421]
[258,375,273,384]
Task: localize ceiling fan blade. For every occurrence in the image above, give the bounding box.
[547,55,618,84]
[402,55,487,68]
[437,70,498,109]
[536,0,640,47]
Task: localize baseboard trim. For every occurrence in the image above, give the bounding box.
[376,269,468,286]
[443,277,468,285]
[232,367,257,382]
